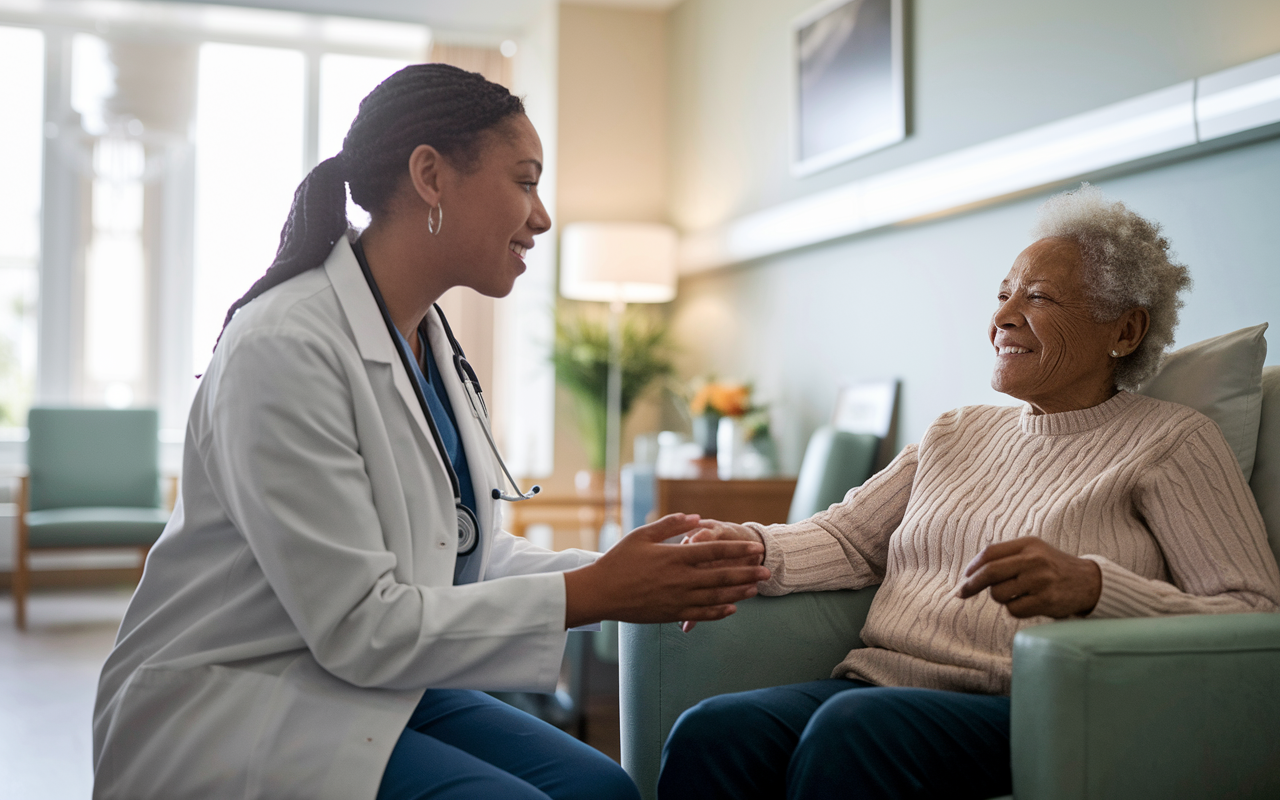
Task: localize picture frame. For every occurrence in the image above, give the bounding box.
[831,379,898,437]
[791,0,906,177]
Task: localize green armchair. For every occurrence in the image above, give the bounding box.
[14,408,172,629]
[621,366,1280,800]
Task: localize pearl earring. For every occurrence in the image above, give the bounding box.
[1110,350,1120,357]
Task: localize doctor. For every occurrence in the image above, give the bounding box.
[92,64,769,800]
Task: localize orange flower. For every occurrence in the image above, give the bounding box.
[690,385,714,415]
[691,382,750,417]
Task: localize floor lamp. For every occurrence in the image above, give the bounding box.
[560,222,677,547]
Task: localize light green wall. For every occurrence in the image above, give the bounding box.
[666,0,1280,470]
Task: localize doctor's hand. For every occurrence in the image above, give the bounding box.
[563,514,770,630]
[677,519,766,632]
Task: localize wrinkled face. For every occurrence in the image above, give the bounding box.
[440,113,550,298]
[989,238,1122,414]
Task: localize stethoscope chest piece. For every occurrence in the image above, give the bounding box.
[456,503,479,556]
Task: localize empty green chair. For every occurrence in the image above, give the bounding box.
[14,408,171,629]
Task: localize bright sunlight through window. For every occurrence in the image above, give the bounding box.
[0,26,44,426]
[191,43,305,372]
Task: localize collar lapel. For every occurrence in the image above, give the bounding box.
[325,238,449,479]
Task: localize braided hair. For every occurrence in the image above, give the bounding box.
[215,63,525,348]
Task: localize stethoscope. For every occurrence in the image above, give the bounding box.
[352,238,540,556]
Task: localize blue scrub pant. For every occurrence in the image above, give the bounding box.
[657,679,1011,800]
[377,689,640,800]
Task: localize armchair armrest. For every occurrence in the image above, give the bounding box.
[1011,612,1280,800]
[619,588,876,800]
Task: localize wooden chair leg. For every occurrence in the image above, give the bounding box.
[137,546,150,583]
[15,475,29,631]
[165,475,179,512]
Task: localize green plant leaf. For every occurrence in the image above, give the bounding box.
[550,307,675,470]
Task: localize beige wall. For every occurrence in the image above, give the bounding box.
[667,0,1280,233]
[557,2,668,226]
[547,2,672,493]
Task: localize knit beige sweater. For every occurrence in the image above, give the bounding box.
[749,392,1280,695]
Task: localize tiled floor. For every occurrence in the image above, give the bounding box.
[0,588,623,798]
[0,588,133,800]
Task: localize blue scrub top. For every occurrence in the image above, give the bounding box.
[394,326,481,585]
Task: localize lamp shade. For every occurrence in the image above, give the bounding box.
[559,222,678,304]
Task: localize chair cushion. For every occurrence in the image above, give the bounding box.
[1138,323,1268,482]
[26,507,171,548]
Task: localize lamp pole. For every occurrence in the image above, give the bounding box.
[602,298,625,548]
[558,221,678,550]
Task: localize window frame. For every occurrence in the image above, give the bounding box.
[0,4,430,471]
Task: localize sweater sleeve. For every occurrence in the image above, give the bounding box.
[747,444,917,596]
[1085,420,1280,619]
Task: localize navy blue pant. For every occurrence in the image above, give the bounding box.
[657,679,1011,800]
[377,689,640,800]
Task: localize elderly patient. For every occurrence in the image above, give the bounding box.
[657,186,1280,800]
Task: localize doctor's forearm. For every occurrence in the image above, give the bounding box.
[563,566,606,629]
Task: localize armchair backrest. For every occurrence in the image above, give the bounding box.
[1248,366,1280,569]
[26,407,162,511]
[788,427,879,523]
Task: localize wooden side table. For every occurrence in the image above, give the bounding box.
[655,477,798,525]
[503,494,607,551]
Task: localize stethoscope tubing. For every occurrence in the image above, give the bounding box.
[352,239,539,509]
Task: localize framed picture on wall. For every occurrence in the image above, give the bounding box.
[831,379,897,436]
[792,0,905,176]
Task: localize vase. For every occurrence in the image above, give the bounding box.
[716,416,745,479]
[692,412,721,458]
[717,417,776,480]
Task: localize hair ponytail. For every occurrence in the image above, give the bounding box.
[213,63,524,351]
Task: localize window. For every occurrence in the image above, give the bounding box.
[0,26,44,425]
[0,0,558,481]
[188,48,410,371]
[0,0,428,427]
[190,43,306,371]
[84,135,148,408]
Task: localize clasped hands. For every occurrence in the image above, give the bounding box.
[673,522,1103,623]
[563,514,770,630]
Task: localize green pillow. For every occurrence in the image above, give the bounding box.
[1138,323,1268,482]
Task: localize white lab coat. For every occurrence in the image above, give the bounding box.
[92,238,596,800]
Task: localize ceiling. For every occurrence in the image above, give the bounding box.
[166,0,681,35]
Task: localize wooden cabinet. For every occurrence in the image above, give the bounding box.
[655,478,797,525]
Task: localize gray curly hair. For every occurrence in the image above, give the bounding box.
[1030,184,1192,391]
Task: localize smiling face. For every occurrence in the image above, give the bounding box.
[990,238,1144,415]
[435,113,550,298]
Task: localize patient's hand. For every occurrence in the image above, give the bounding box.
[679,520,767,632]
[956,536,1102,618]
[682,520,766,568]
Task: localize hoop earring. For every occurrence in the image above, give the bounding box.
[427,203,444,236]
